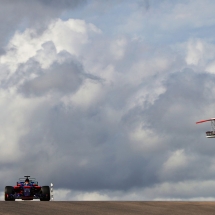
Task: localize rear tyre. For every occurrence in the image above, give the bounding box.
[40,186,50,201]
[5,186,15,201]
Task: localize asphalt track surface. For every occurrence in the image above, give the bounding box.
[1,201,215,215]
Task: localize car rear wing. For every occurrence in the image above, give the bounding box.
[18,178,38,185]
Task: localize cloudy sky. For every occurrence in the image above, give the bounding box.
[1,0,215,201]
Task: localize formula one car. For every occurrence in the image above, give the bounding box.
[5,176,50,201]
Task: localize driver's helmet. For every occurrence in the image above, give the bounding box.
[25,178,29,183]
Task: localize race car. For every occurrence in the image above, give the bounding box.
[5,176,50,201]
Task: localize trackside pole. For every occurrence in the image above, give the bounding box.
[50,183,54,201]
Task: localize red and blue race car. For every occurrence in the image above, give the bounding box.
[5,176,50,201]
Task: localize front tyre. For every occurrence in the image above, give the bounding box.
[5,186,15,201]
[40,186,50,201]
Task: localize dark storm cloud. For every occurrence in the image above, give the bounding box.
[17,69,212,193]
[19,60,85,96]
